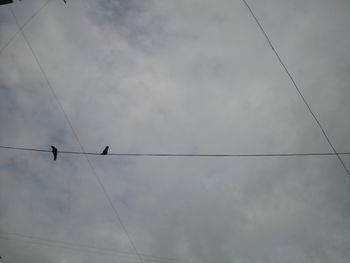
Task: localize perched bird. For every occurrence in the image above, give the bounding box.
[51,146,58,161]
[101,146,109,155]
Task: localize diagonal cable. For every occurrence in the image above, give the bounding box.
[8,5,144,263]
[242,0,350,176]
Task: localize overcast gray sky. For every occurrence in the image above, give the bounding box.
[1,0,350,262]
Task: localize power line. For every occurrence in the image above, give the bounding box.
[0,232,195,263]
[1,144,350,158]
[0,0,52,55]
[8,6,145,263]
[241,0,350,176]
[84,156,146,263]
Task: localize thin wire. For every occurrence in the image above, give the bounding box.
[0,232,194,263]
[1,144,350,158]
[8,6,145,263]
[0,0,52,55]
[241,0,350,176]
[85,157,146,263]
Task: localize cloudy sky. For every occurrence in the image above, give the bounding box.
[1,0,350,262]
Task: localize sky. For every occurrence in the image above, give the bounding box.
[0,0,350,262]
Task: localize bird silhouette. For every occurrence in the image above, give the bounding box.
[101,146,109,155]
[51,146,58,161]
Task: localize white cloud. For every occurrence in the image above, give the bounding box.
[1,0,349,262]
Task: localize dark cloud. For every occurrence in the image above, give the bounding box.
[86,0,166,52]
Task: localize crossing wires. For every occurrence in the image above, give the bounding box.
[242,0,350,176]
[0,0,52,55]
[0,231,194,263]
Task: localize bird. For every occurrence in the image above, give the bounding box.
[101,146,109,155]
[51,146,58,161]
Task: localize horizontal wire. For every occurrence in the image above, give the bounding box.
[0,145,350,157]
